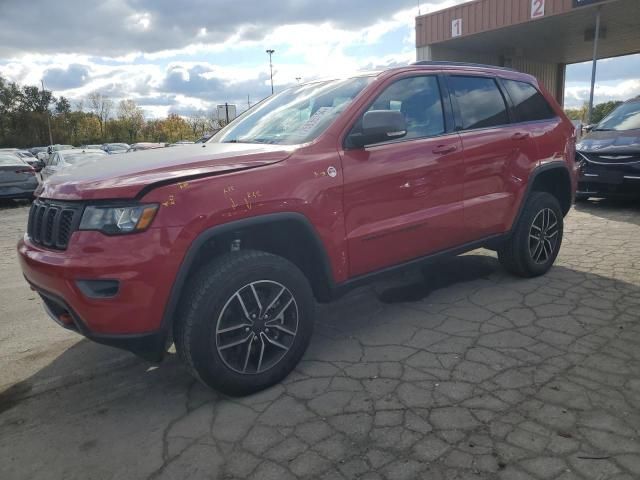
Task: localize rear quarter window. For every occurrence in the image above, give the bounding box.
[448,76,509,130]
[503,79,556,122]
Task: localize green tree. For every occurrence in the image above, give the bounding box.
[55,96,72,115]
[117,99,145,143]
[87,92,113,140]
[591,100,623,124]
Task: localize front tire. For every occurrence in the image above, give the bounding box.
[175,250,315,396]
[498,192,564,277]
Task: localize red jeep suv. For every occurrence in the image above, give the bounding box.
[18,62,577,395]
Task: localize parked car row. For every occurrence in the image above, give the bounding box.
[40,149,108,181]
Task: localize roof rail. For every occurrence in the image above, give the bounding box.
[411,61,517,72]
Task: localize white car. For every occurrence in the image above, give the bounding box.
[40,149,108,181]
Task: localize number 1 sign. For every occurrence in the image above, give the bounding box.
[451,18,462,37]
[531,0,545,18]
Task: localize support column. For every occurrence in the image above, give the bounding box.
[587,7,601,124]
[556,63,566,106]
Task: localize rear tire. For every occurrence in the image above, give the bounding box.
[498,192,563,277]
[174,250,314,396]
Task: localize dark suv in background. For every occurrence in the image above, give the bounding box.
[576,98,640,199]
[19,62,576,395]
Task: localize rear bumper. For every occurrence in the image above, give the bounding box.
[0,183,37,199]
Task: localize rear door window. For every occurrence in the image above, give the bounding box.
[503,79,556,122]
[448,76,509,130]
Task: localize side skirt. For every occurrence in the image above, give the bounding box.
[330,233,507,299]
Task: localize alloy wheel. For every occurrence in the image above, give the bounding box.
[528,208,559,264]
[215,280,298,374]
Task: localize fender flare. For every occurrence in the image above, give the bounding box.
[511,161,572,232]
[159,212,335,336]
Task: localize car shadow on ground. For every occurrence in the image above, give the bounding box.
[1,255,639,479]
[574,197,640,226]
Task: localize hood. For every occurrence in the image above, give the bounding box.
[577,129,640,154]
[37,143,294,200]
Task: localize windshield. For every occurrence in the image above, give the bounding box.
[211,76,374,145]
[596,101,640,131]
[64,153,106,164]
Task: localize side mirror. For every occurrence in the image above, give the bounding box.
[347,110,407,148]
[583,124,594,133]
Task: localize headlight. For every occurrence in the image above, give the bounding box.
[79,204,158,234]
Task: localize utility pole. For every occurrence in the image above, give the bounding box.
[266,49,275,95]
[247,94,251,109]
[41,80,54,146]
[225,102,230,124]
[587,7,601,125]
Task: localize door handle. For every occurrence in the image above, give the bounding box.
[432,144,457,154]
[511,132,530,140]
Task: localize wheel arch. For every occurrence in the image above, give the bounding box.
[511,163,572,235]
[528,163,573,216]
[161,213,335,338]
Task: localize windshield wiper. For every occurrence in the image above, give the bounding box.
[592,128,614,131]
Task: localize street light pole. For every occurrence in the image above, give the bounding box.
[266,49,275,95]
[41,79,54,146]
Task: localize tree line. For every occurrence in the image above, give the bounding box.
[0,76,225,148]
[564,100,624,125]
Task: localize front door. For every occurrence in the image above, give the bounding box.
[340,74,465,277]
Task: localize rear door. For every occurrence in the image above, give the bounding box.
[501,78,569,202]
[341,74,465,277]
[447,74,539,240]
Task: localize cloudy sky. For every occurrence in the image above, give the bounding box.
[0,0,637,118]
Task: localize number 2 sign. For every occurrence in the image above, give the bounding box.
[451,18,462,37]
[531,0,545,18]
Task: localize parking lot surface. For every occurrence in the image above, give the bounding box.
[1,199,639,480]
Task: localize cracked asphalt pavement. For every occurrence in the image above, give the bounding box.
[1,198,639,480]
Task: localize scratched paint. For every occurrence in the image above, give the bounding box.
[223,186,262,212]
[161,195,176,207]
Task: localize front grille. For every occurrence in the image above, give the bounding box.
[579,152,640,165]
[27,199,83,250]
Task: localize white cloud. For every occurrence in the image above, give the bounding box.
[0,0,636,118]
[565,79,640,108]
